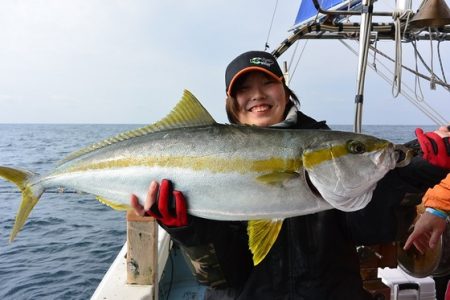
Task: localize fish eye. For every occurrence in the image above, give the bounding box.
[346,140,366,154]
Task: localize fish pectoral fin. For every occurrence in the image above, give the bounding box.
[256,171,300,186]
[247,219,283,266]
[96,196,131,211]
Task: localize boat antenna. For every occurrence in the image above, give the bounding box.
[264,0,280,51]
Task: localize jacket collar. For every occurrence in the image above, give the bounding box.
[270,106,298,128]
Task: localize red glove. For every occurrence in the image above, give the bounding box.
[415,128,450,169]
[145,179,188,227]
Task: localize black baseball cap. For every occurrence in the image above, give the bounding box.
[225,51,284,96]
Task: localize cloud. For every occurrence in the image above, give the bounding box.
[0,0,448,125]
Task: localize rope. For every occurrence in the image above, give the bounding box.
[412,41,425,102]
[437,39,448,84]
[289,40,309,84]
[428,27,436,90]
[288,41,300,71]
[264,0,279,51]
[372,38,378,71]
[369,43,450,91]
[391,9,414,98]
[284,1,321,80]
[340,40,448,125]
[411,40,449,91]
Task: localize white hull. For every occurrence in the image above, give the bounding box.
[91,227,171,300]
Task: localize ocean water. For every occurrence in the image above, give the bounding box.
[0,123,438,300]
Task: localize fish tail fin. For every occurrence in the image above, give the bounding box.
[0,166,43,242]
[247,219,283,266]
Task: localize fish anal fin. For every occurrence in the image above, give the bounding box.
[247,219,283,265]
[256,171,300,186]
[96,196,130,211]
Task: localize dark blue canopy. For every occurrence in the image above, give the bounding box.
[294,0,359,27]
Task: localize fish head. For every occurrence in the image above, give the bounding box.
[302,132,397,211]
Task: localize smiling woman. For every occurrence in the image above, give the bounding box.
[233,72,287,126]
[224,51,300,126]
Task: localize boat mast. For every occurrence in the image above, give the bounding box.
[354,0,374,133]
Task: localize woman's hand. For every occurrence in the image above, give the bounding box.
[130,179,188,227]
[415,125,450,169]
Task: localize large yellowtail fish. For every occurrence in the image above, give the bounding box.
[0,90,398,265]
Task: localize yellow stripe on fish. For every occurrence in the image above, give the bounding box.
[60,156,304,175]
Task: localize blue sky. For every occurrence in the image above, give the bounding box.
[0,0,448,125]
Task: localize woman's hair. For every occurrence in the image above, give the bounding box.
[225,76,300,124]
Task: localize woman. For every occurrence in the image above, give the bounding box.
[131,51,448,299]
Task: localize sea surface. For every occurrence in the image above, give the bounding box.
[0,124,438,300]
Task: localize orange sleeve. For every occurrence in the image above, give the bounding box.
[422,173,450,212]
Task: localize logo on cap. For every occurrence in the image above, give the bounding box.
[249,57,274,68]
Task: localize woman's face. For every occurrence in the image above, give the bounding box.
[234,71,288,127]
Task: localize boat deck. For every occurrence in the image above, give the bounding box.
[91,226,206,300]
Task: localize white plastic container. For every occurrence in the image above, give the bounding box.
[378,267,436,300]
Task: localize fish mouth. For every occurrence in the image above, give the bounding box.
[304,169,322,198]
[393,144,414,168]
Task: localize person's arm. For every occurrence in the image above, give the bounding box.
[403,210,447,253]
[390,125,449,193]
[403,125,450,253]
[403,175,449,253]
[415,125,450,169]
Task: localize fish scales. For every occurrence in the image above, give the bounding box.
[43,124,327,220]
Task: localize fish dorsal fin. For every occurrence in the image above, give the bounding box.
[155,89,216,129]
[58,90,216,165]
[247,219,283,266]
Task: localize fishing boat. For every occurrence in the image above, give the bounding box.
[91,0,450,299]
